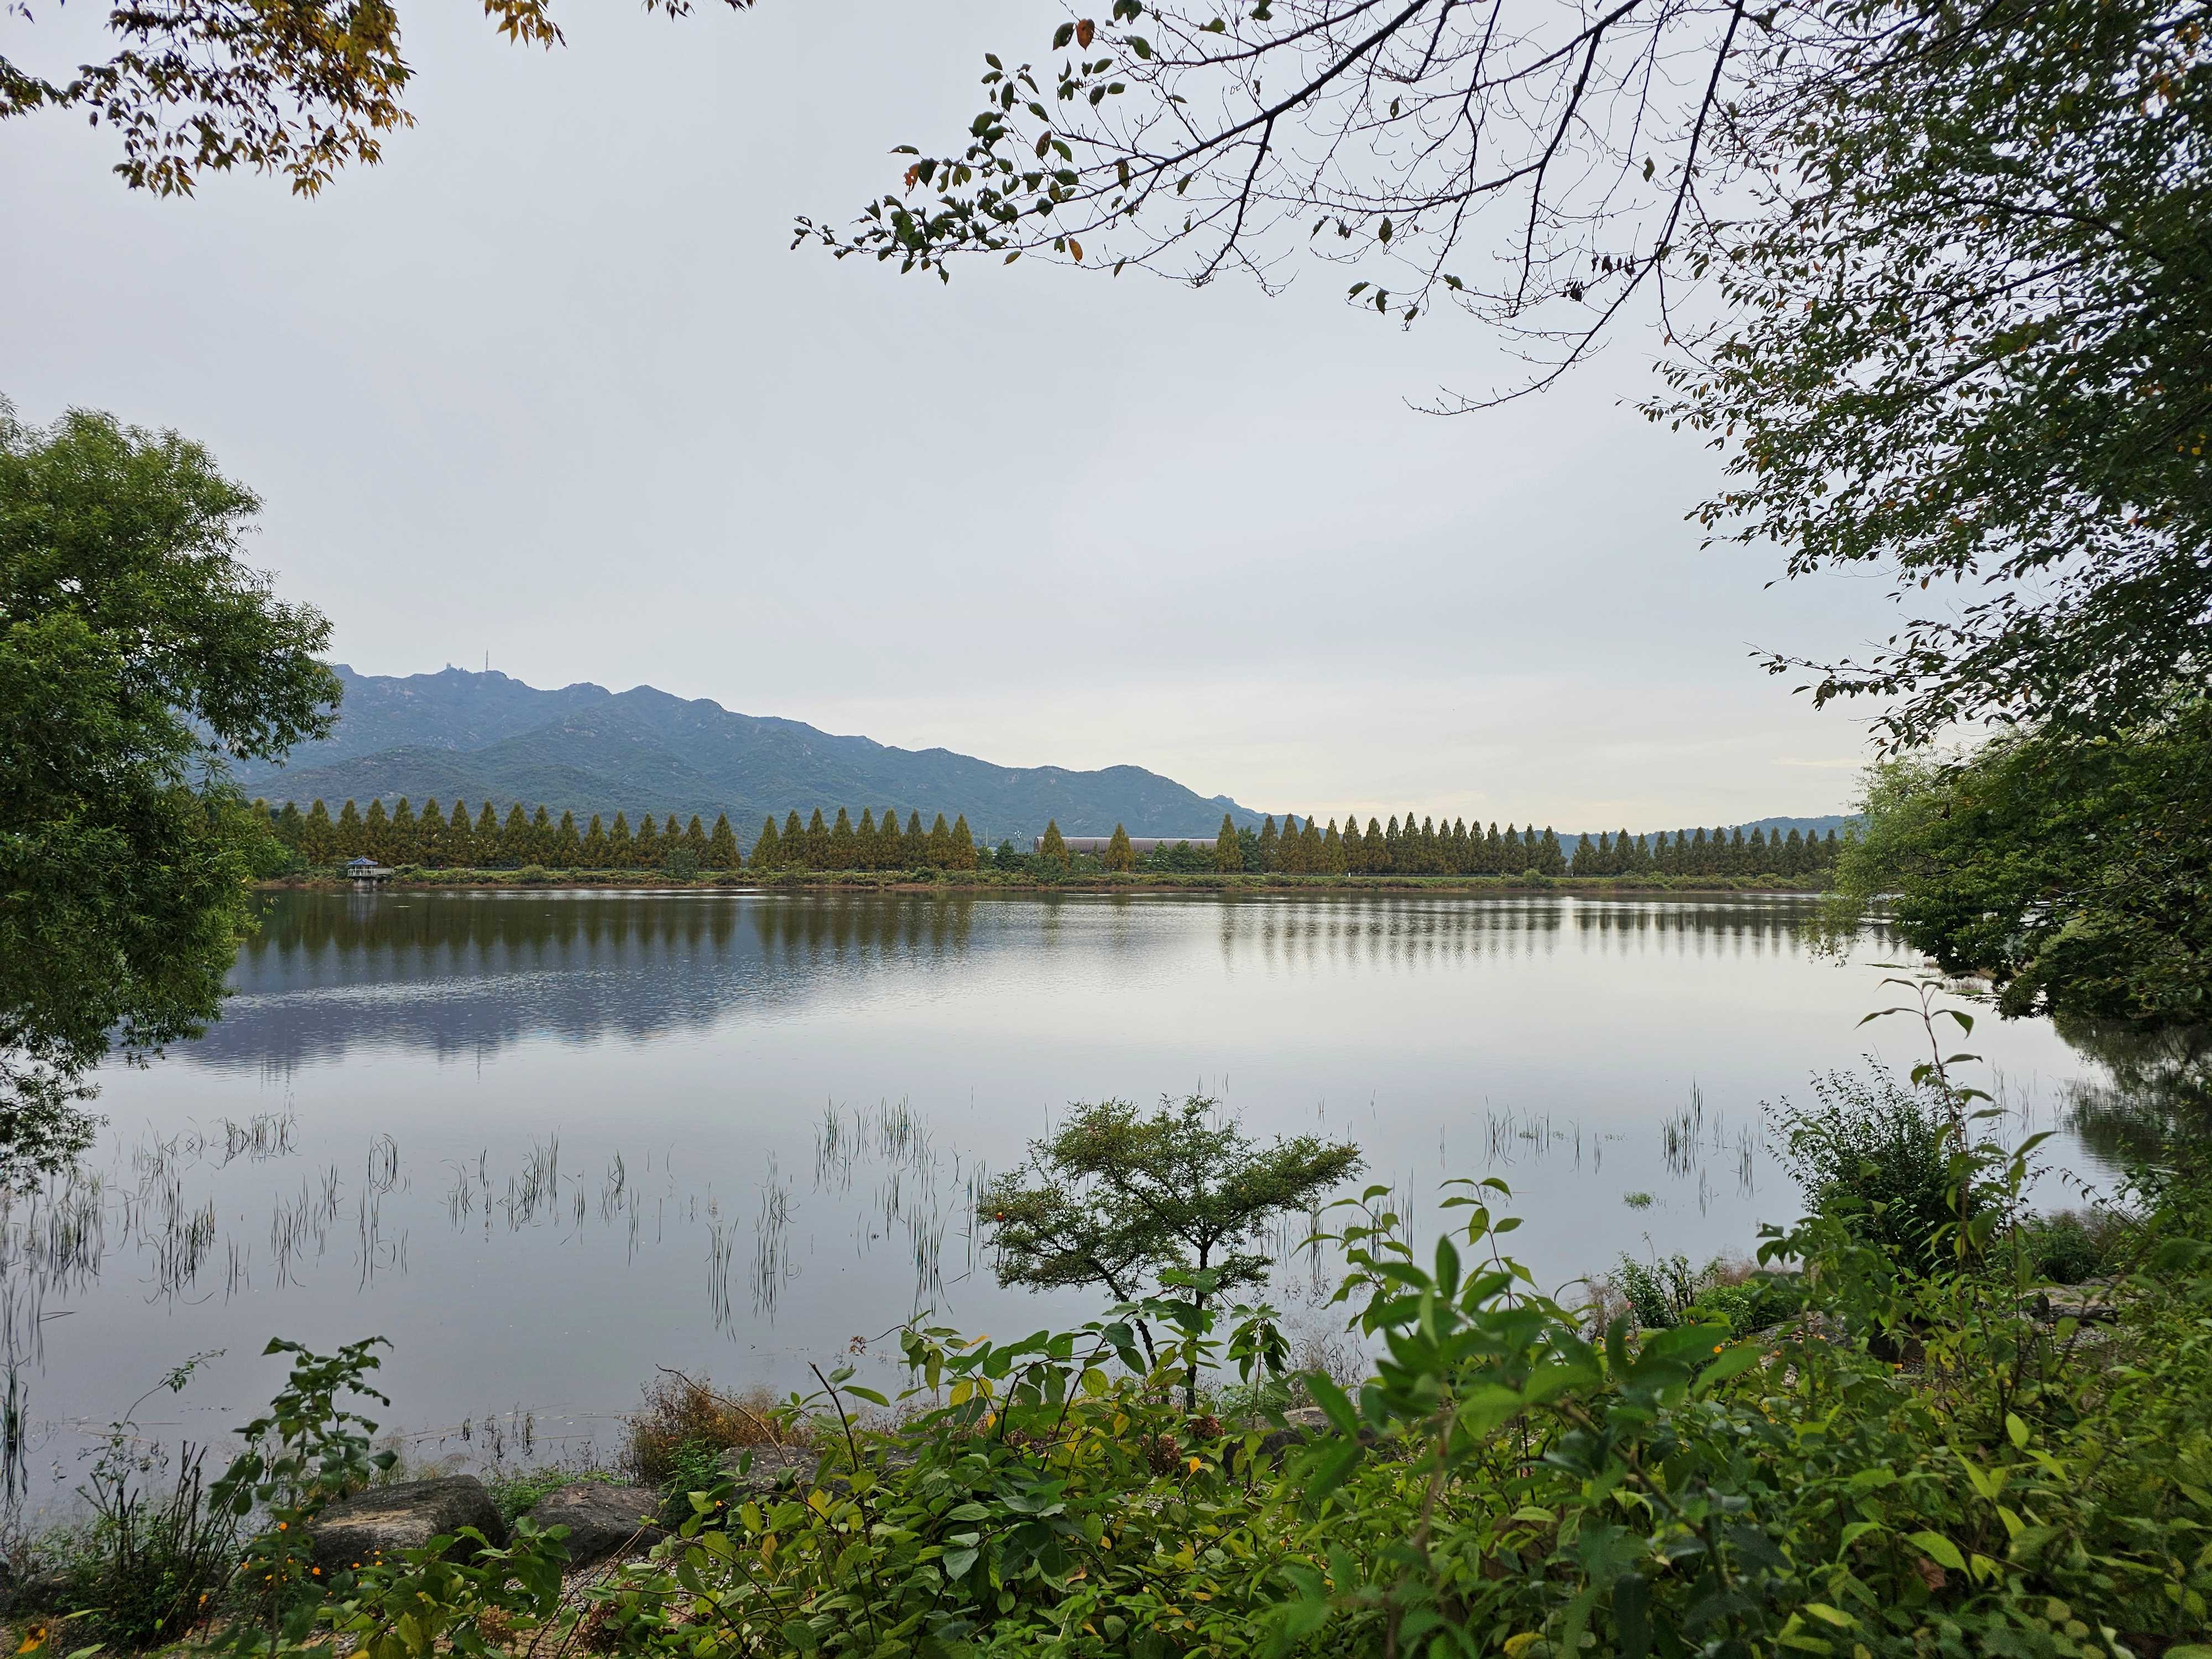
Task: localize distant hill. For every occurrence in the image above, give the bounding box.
[228,666,1262,842]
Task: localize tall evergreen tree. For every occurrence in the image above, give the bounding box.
[418,799,447,867]
[1379,815,1399,873]
[855,808,878,870]
[1364,818,1385,874]
[552,809,578,865]
[926,812,953,867]
[950,814,978,870]
[336,799,363,857]
[1337,815,1361,873]
[582,813,609,866]
[449,801,478,868]
[802,808,827,869]
[1301,815,1323,872]
[633,812,660,867]
[1322,820,1343,873]
[1214,812,1239,872]
[363,798,389,861]
[1039,820,1068,868]
[301,799,335,864]
[1103,823,1135,872]
[904,811,926,865]
[752,816,782,868]
[500,804,530,867]
[1574,832,1598,873]
[274,800,303,853]
[877,806,903,868]
[707,813,738,869]
[828,807,857,868]
[1538,828,1565,875]
[782,811,805,864]
[609,812,636,868]
[388,797,418,864]
[1256,815,1279,871]
[474,802,499,863]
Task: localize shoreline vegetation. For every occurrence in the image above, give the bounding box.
[256,866,1833,896]
[244,792,1849,886]
[12,1058,2207,1659]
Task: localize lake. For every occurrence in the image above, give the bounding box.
[7,888,2115,1512]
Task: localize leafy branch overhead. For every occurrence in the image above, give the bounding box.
[0,0,754,195]
[804,0,2211,748]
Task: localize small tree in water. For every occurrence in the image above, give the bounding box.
[980,1095,1362,1406]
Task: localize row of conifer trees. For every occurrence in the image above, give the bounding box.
[256,795,1843,879]
[1199,813,1845,878]
[255,796,983,871]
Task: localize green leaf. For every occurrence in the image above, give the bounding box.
[1906,1530,1966,1571]
[942,1547,978,1580]
[1304,1371,1359,1435]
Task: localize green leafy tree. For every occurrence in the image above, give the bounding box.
[633,811,660,868]
[949,813,978,870]
[804,807,828,870]
[1103,823,1134,872]
[387,797,416,864]
[1213,812,1239,873]
[782,810,805,865]
[581,812,608,867]
[978,1095,1363,1404]
[877,805,904,868]
[1039,820,1067,869]
[926,812,953,868]
[0,401,336,1164]
[708,813,739,870]
[606,811,632,868]
[828,807,857,869]
[551,808,578,866]
[903,810,925,865]
[1825,706,2212,1028]
[335,799,362,857]
[855,808,879,870]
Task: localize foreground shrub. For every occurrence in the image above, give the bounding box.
[622,1372,787,1489]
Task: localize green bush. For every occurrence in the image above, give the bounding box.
[1772,1063,1965,1275]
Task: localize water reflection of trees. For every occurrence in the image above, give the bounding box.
[204,891,1866,1071]
[2057,1017,2212,1168]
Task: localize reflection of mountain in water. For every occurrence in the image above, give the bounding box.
[199,891,1881,1072]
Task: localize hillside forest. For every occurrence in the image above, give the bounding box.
[251,795,1847,879]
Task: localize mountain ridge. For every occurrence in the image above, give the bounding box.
[227,666,1265,841]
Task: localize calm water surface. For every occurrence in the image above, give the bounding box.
[9,889,2112,1509]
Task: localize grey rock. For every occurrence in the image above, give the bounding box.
[524,1483,666,1566]
[310,1477,508,1573]
[713,1444,821,1494]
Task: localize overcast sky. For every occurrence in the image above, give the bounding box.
[2,0,1902,826]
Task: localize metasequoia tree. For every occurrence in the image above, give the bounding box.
[980,1094,1363,1401]
[806,0,2211,747]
